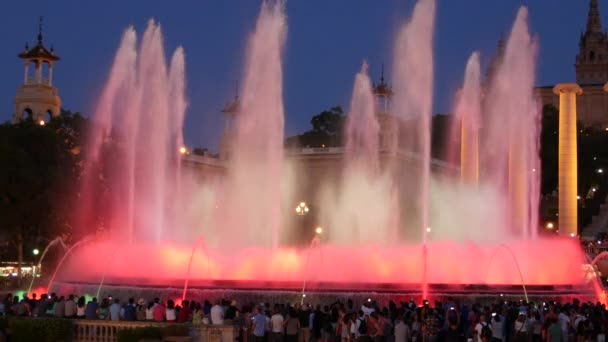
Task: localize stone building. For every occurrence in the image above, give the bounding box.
[537,0,608,128]
[13,19,61,124]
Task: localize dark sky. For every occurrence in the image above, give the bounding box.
[0,1,593,151]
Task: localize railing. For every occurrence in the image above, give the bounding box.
[586,245,608,258]
[71,319,239,342]
[25,77,51,86]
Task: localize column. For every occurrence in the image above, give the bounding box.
[553,84,582,237]
[35,61,42,83]
[24,62,29,84]
[48,64,53,85]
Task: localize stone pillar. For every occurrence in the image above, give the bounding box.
[35,60,42,83]
[24,62,29,84]
[48,64,53,85]
[553,84,582,237]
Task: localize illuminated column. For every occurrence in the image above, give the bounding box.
[460,116,479,185]
[508,134,527,236]
[553,84,582,237]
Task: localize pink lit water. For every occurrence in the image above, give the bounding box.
[64,1,597,297]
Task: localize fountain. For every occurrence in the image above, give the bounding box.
[27,236,68,295]
[44,0,599,303]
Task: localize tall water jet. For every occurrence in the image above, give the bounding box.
[81,20,186,242]
[77,28,137,238]
[326,62,392,245]
[345,62,380,175]
[392,0,436,239]
[224,0,287,249]
[482,7,538,238]
[167,48,188,230]
[457,52,481,185]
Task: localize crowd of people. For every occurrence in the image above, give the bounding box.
[1,292,608,342]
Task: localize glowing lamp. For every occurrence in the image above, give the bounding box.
[179,147,187,155]
[32,248,39,256]
[39,120,45,126]
[299,202,306,207]
[598,169,604,174]
[577,195,581,200]
[295,207,301,213]
[592,188,597,192]
[570,233,576,238]
[302,293,306,298]
[426,227,431,233]
[545,222,554,229]
[315,226,323,235]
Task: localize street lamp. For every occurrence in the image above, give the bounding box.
[39,120,45,126]
[32,248,39,256]
[179,146,187,155]
[295,202,309,216]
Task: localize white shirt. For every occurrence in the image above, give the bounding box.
[394,320,410,342]
[211,304,224,325]
[145,308,154,320]
[475,322,488,342]
[271,313,284,333]
[166,308,177,321]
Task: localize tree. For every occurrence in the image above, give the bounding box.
[0,110,86,283]
[285,106,345,148]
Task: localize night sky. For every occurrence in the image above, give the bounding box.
[0,1,593,151]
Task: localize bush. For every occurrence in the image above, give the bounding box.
[116,326,163,342]
[10,318,72,342]
[116,324,190,342]
[161,324,189,336]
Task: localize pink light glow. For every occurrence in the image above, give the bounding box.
[56,238,585,288]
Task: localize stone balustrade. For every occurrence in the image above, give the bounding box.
[71,319,239,342]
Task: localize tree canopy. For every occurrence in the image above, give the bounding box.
[0,110,86,261]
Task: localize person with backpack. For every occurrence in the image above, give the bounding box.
[474,314,492,342]
[352,310,370,342]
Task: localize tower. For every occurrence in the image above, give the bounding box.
[13,18,61,123]
[576,0,608,85]
[219,83,240,160]
[373,65,397,152]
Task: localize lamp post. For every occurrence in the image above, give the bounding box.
[295,202,309,216]
[296,202,310,242]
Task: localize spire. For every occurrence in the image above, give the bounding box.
[222,80,240,115]
[38,16,44,44]
[587,0,602,33]
[373,63,393,99]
